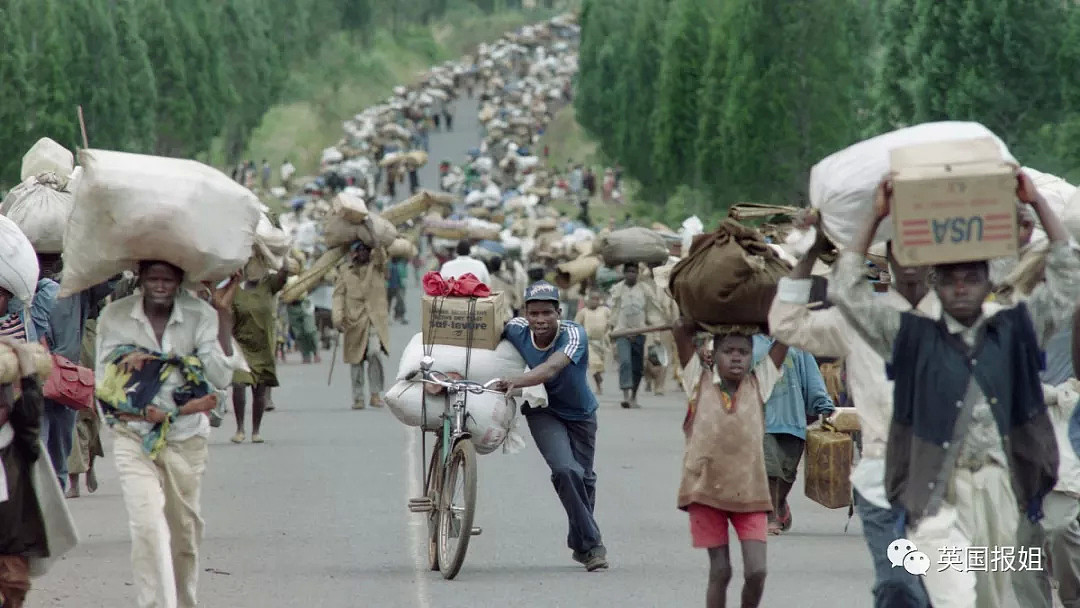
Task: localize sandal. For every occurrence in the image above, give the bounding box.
[767,521,783,536]
[231,431,245,444]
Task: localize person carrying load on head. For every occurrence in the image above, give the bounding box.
[333,241,390,411]
[828,173,1080,608]
[95,260,241,608]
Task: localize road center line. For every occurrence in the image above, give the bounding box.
[406,428,432,608]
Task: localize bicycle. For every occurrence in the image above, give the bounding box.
[407,354,503,580]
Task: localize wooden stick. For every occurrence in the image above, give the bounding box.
[608,324,674,339]
[76,105,89,149]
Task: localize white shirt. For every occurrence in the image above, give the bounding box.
[295,221,318,255]
[440,255,491,285]
[768,277,940,509]
[96,292,238,442]
[309,284,333,311]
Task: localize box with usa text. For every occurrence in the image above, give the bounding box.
[889,137,1017,266]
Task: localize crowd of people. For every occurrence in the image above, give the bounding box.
[8,10,1080,608]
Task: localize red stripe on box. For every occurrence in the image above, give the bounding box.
[904,240,933,246]
[982,234,1013,242]
[983,213,1011,221]
[902,230,931,237]
[901,219,928,227]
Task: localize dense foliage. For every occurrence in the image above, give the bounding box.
[0,0,517,184]
[575,0,1080,218]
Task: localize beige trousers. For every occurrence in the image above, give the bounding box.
[113,429,208,608]
[907,465,1019,608]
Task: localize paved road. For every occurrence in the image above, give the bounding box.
[32,98,880,607]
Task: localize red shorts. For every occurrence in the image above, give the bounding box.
[687,504,768,548]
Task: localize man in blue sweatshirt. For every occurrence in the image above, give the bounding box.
[753,335,836,535]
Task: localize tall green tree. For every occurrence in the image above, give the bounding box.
[139,0,195,155]
[716,0,865,204]
[0,5,31,182]
[69,0,133,150]
[617,0,669,186]
[25,0,79,152]
[114,0,158,152]
[651,0,710,191]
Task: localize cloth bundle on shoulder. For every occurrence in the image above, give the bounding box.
[246,213,293,281]
[2,174,74,253]
[596,227,670,267]
[60,149,262,297]
[323,200,398,249]
[669,219,791,327]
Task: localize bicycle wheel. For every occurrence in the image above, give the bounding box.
[425,436,442,571]
[437,439,477,580]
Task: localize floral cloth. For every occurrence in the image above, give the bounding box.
[95,345,211,459]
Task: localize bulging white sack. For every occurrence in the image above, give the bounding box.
[60,149,261,297]
[21,138,74,186]
[809,122,1015,248]
[246,213,292,281]
[395,332,526,383]
[384,379,523,454]
[0,214,40,303]
[1,174,74,253]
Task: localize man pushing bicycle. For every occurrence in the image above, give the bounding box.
[495,281,609,572]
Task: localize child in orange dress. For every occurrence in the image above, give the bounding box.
[672,320,788,608]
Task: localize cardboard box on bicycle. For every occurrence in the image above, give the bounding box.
[421,292,510,350]
[889,137,1018,267]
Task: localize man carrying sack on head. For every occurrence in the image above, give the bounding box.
[828,172,1080,608]
[332,241,390,411]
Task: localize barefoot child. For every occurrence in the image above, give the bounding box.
[672,319,789,608]
[575,291,611,394]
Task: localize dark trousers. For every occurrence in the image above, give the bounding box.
[40,400,76,488]
[527,410,603,553]
[615,335,645,391]
[854,490,931,608]
[387,287,406,320]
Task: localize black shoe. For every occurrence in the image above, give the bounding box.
[578,546,608,571]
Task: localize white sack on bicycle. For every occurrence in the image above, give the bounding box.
[385,380,444,431]
[384,379,523,454]
[395,332,526,382]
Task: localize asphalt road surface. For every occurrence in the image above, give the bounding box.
[31,97,889,607]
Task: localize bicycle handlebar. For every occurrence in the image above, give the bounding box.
[413,368,504,395]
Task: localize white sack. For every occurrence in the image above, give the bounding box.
[384,380,524,455]
[1,174,74,253]
[321,147,344,165]
[21,138,74,186]
[0,214,40,303]
[1024,167,1075,244]
[809,122,1015,248]
[61,149,261,297]
[395,332,526,383]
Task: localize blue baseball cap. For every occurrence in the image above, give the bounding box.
[524,281,560,303]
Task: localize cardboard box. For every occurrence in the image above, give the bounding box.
[890,137,1018,266]
[420,292,510,350]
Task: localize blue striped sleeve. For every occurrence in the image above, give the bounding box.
[560,323,587,363]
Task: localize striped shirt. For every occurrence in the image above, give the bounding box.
[0,313,27,343]
[501,318,597,420]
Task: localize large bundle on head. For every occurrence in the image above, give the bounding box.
[21,138,75,187]
[809,122,1015,249]
[322,192,398,249]
[596,227,670,267]
[0,214,40,303]
[381,191,452,226]
[280,246,348,304]
[60,149,261,297]
[246,213,293,281]
[669,219,792,328]
[2,172,74,254]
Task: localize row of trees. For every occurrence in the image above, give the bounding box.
[574,0,1080,216]
[0,0,507,185]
